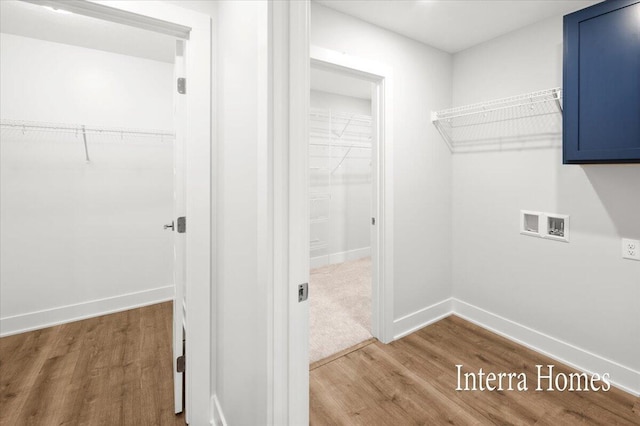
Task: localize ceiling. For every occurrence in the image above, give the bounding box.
[315,0,600,53]
[0,0,175,63]
[1,1,601,64]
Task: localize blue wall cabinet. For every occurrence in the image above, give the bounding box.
[563,0,640,164]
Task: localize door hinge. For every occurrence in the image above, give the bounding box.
[177,216,186,233]
[298,283,308,302]
[177,77,186,94]
[371,217,376,225]
[176,355,185,373]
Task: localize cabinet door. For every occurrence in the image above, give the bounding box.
[563,0,640,164]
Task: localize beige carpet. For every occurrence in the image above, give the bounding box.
[309,257,372,363]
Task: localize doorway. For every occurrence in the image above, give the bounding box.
[309,46,395,349]
[0,1,212,423]
[308,66,375,363]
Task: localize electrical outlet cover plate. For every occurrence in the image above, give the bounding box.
[622,238,640,261]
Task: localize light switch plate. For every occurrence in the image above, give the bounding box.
[622,238,640,261]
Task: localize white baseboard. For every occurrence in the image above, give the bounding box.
[393,298,452,340]
[0,285,174,337]
[310,246,370,269]
[211,394,228,426]
[452,298,640,396]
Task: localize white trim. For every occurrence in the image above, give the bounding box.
[0,286,173,337]
[393,298,453,340]
[310,247,371,269]
[288,2,311,425]
[452,298,640,396]
[270,2,287,424]
[270,1,310,425]
[270,2,289,424]
[24,0,191,39]
[310,45,395,344]
[211,394,228,426]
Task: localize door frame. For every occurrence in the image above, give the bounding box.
[269,2,310,424]
[310,46,395,344]
[39,2,213,424]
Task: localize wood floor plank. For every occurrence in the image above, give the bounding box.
[0,303,185,426]
[358,343,484,425]
[434,317,640,422]
[56,315,103,426]
[444,317,640,424]
[383,334,541,425]
[16,320,85,425]
[407,324,556,422]
[117,307,141,425]
[0,327,58,425]
[310,315,640,425]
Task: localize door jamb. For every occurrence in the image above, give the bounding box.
[270,1,310,425]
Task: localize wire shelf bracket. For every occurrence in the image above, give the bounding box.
[431,88,563,153]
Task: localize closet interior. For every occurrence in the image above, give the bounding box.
[308,68,375,363]
[0,0,176,337]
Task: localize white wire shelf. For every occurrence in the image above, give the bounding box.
[310,216,329,224]
[431,88,562,152]
[310,240,328,251]
[310,109,372,123]
[309,108,372,145]
[310,193,331,201]
[309,140,372,149]
[0,119,175,139]
[1,119,174,162]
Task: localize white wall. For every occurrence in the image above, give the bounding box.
[310,90,372,267]
[310,90,370,113]
[166,2,272,423]
[215,1,269,424]
[0,34,174,335]
[311,3,453,326]
[452,16,640,392]
[0,34,173,129]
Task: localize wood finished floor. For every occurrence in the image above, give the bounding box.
[310,315,640,425]
[0,302,185,426]
[3,306,638,425]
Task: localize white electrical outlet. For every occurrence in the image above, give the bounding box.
[622,238,640,261]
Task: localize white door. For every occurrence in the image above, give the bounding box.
[172,40,187,414]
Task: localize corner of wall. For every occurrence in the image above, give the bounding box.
[393,298,453,340]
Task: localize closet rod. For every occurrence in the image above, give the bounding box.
[0,120,175,138]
